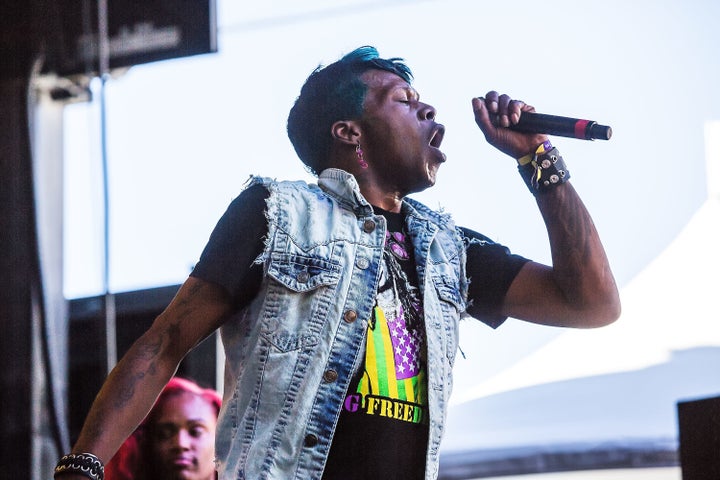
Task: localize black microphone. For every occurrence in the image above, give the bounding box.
[494,112,612,140]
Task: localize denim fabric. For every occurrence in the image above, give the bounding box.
[215,168,468,480]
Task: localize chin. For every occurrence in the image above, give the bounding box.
[163,468,195,480]
[424,167,439,188]
[408,180,434,195]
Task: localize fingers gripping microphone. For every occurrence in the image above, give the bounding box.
[498,112,613,140]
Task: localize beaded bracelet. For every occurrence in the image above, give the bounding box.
[517,143,570,194]
[54,453,105,480]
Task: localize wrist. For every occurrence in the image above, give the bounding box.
[517,141,570,194]
[54,453,105,480]
[516,140,553,165]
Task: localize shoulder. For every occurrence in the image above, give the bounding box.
[245,175,318,193]
[403,197,458,231]
[458,226,505,248]
[231,177,323,215]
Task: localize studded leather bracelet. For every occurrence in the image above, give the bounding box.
[54,453,105,480]
[517,142,570,194]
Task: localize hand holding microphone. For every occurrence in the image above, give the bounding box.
[472,92,611,162]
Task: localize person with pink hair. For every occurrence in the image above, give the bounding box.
[105,377,221,480]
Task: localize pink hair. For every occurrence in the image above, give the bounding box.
[105,377,221,480]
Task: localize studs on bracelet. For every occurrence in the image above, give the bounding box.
[518,146,571,194]
[54,453,105,480]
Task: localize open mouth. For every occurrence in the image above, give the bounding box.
[429,123,446,163]
[429,124,445,149]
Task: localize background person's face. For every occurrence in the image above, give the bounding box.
[153,392,218,480]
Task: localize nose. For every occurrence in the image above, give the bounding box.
[172,429,192,450]
[419,102,436,121]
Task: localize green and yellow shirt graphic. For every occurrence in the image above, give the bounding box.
[341,228,428,426]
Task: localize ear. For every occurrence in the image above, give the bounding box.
[331,120,361,146]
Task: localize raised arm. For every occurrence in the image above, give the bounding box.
[472,92,620,328]
[503,182,621,327]
[56,277,233,479]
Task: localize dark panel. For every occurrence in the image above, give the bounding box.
[0,0,46,80]
[678,395,720,480]
[0,75,37,477]
[45,0,217,77]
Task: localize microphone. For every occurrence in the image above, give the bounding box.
[494,112,612,140]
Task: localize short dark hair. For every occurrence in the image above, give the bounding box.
[287,46,413,176]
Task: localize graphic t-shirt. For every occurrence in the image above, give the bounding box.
[322,207,429,480]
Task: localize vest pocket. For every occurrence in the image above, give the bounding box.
[263,252,342,352]
[267,252,341,292]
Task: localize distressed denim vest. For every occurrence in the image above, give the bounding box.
[215,168,469,479]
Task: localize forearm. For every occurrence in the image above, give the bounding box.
[535,181,620,325]
[56,277,232,480]
[70,323,184,462]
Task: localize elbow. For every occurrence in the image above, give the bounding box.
[582,292,622,328]
[592,299,621,328]
[574,271,622,328]
[136,320,187,367]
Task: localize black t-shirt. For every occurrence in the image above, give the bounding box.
[323,205,428,479]
[190,184,529,478]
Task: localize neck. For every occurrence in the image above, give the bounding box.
[359,182,403,212]
[325,156,405,212]
[352,170,404,212]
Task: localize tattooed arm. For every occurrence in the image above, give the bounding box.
[65,277,233,471]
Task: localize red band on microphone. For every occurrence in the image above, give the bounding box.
[574,119,590,139]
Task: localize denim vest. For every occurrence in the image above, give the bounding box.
[215,168,469,480]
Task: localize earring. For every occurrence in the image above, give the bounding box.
[356,143,368,169]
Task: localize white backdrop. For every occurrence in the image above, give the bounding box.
[62,0,720,457]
